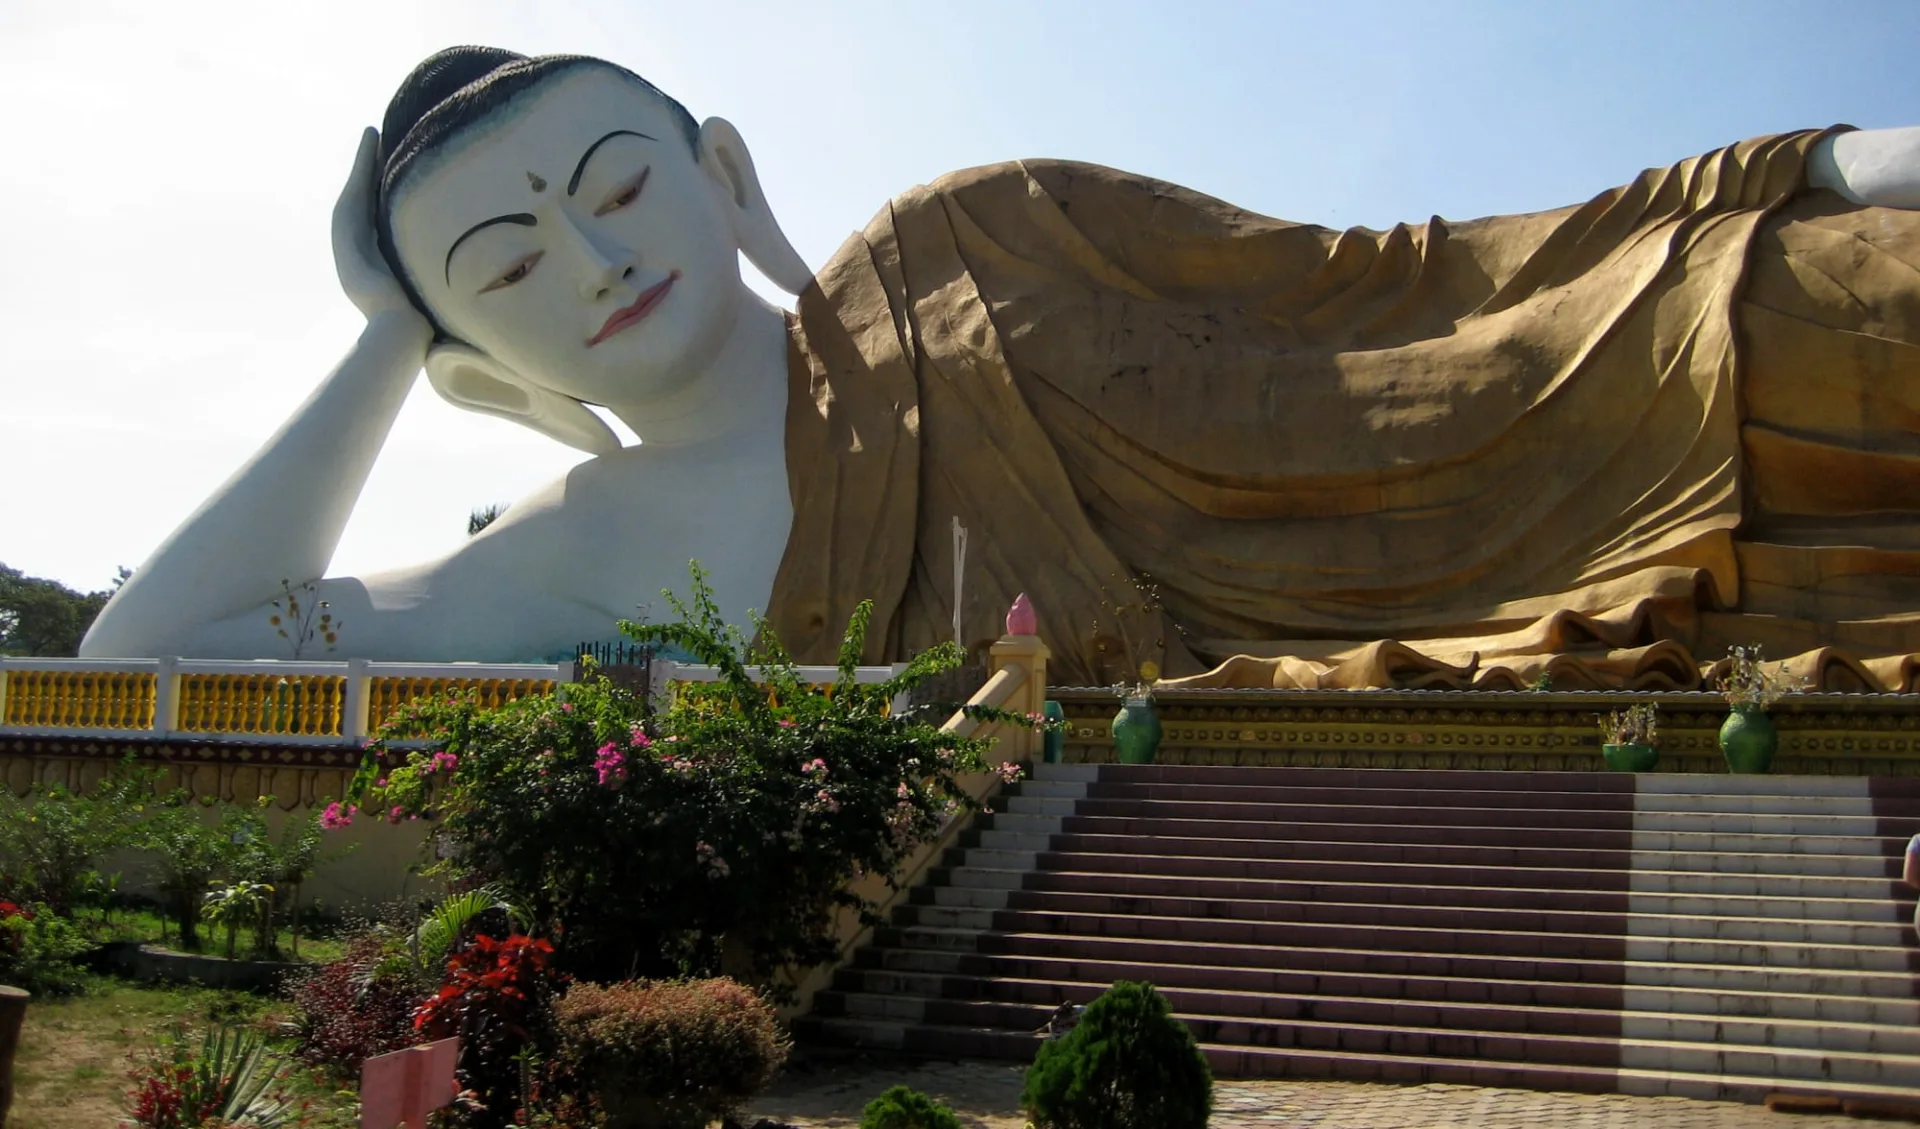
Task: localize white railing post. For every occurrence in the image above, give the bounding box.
[341,658,371,742]
[650,658,678,715]
[888,661,912,717]
[152,656,181,735]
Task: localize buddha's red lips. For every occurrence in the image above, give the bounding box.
[587,271,679,347]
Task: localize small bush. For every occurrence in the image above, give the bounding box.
[1021,981,1212,1129]
[860,1085,964,1129]
[285,934,423,1074]
[550,978,788,1129]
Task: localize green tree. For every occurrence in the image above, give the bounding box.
[467,503,507,536]
[0,563,125,656]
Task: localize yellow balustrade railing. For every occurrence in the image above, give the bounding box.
[0,668,156,730]
[366,676,557,733]
[177,673,346,736]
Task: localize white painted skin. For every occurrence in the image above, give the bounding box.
[77,85,1920,662]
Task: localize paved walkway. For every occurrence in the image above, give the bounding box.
[745,1053,1896,1128]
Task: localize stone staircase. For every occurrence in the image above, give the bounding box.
[802,762,1920,1105]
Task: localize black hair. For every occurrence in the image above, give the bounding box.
[373,46,700,337]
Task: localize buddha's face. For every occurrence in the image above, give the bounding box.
[389,68,746,407]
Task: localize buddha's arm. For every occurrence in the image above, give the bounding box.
[1809,126,1920,209]
[80,311,431,657]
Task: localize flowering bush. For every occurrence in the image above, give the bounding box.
[548,978,787,1129]
[285,934,425,1074]
[346,566,1032,989]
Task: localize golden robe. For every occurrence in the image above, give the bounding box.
[765,129,1920,692]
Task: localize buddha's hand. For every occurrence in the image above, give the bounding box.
[332,127,428,324]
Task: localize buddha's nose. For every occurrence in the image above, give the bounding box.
[556,211,637,300]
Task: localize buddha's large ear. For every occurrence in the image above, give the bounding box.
[697,116,813,295]
[424,343,622,457]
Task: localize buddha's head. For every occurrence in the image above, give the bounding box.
[376,47,810,453]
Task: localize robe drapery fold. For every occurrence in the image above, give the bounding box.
[764,130,1920,691]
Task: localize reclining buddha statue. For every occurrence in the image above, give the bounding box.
[81,46,1920,691]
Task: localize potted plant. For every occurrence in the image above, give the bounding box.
[1089,573,1183,766]
[1110,662,1163,766]
[1714,645,1806,774]
[1598,703,1659,772]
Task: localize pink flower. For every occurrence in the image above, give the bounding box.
[897,781,912,799]
[560,702,574,712]
[595,744,629,788]
[429,751,458,774]
[816,789,840,814]
[997,761,1024,784]
[630,727,652,748]
[387,806,404,825]
[778,719,796,728]
[374,777,388,789]
[319,801,356,830]
[803,758,828,776]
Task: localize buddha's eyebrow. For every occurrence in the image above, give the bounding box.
[444,214,537,284]
[569,130,656,196]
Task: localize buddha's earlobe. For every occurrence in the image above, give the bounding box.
[697,116,813,295]
[424,343,622,457]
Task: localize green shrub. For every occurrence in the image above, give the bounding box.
[550,977,787,1129]
[0,900,92,996]
[860,1085,964,1129]
[0,764,151,915]
[1021,981,1212,1129]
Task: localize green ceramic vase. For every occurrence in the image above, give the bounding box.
[1112,696,1162,765]
[1602,742,1659,772]
[1719,705,1777,774]
[1041,700,1067,764]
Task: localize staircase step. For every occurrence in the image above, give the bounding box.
[921,866,1908,922]
[869,928,1920,997]
[837,959,1920,1024]
[897,889,1911,945]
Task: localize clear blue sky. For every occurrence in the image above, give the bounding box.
[2,0,1915,591]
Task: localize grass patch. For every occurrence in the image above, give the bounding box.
[10,975,359,1129]
[75,905,349,964]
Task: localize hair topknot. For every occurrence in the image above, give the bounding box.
[376,46,528,173]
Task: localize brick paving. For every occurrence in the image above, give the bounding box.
[745,1053,1890,1127]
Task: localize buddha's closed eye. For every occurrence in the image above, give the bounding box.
[481,251,544,294]
[595,167,650,217]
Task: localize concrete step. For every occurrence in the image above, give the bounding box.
[896,889,1913,946]
[818,982,1920,1055]
[921,865,1909,923]
[887,911,1919,972]
[801,1013,1920,1089]
[1070,779,1915,818]
[864,930,1920,999]
[1013,835,1899,878]
[936,855,1907,901]
[1012,794,1920,838]
[835,964,1920,1026]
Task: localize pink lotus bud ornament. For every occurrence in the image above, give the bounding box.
[1006,592,1038,636]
